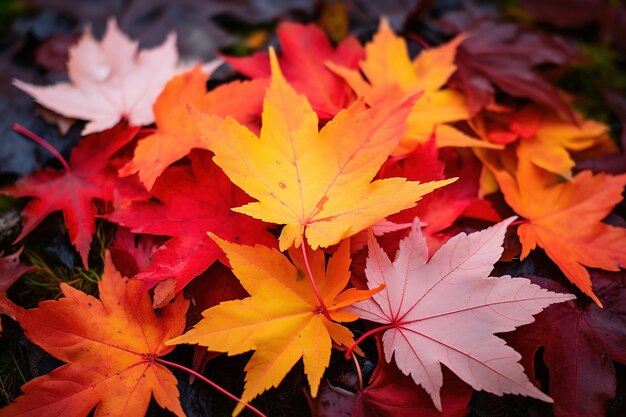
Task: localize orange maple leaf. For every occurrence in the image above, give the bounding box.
[169,234,378,416]
[328,18,501,155]
[192,48,455,251]
[494,146,626,306]
[120,67,267,189]
[0,252,189,417]
[483,105,613,179]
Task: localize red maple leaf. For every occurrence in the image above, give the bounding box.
[225,21,364,119]
[307,336,472,417]
[379,141,499,253]
[1,125,139,267]
[105,150,275,306]
[354,338,472,417]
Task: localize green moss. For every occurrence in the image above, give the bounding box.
[8,222,112,307]
[13,250,101,305]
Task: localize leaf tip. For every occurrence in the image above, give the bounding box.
[378,16,392,32]
[268,46,285,83]
[207,231,225,247]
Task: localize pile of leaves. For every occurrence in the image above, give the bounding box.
[0,1,625,416]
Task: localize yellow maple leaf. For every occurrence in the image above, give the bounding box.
[327,18,501,155]
[191,47,455,251]
[168,234,378,415]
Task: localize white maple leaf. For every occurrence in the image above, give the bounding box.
[14,18,181,134]
[348,217,575,410]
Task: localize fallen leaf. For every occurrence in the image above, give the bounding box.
[107,150,275,306]
[347,217,575,410]
[120,66,267,189]
[0,248,34,334]
[328,18,499,155]
[0,252,189,417]
[506,271,626,417]
[169,235,377,415]
[449,20,577,118]
[354,338,472,417]
[484,105,611,178]
[194,48,455,251]
[307,334,473,417]
[1,125,139,267]
[379,141,499,254]
[225,21,364,119]
[494,146,626,305]
[108,227,160,278]
[14,18,180,135]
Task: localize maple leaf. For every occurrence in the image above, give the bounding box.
[494,146,626,306]
[506,271,626,417]
[353,337,472,417]
[448,20,577,118]
[0,252,189,417]
[0,248,34,335]
[379,141,500,254]
[328,18,500,155]
[484,105,611,178]
[168,235,378,415]
[107,150,275,306]
[192,48,455,251]
[225,21,364,119]
[13,18,180,135]
[308,334,472,417]
[120,67,267,190]
[347,217,575,410]
[1,125,139,267]
[108,227,160,278]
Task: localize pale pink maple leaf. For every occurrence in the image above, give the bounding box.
[347,217,575,411]
[13,18,180,135]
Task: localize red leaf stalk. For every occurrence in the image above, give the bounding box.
[12,123,70,171]
[154,357,268,417]
[301,243,333,321]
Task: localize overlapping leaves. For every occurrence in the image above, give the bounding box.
[1,9,625,417]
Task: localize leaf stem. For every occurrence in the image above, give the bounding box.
[154,357,267,417]
[350,352,363,392]
[301,243,333,321]
[12,123,70,171]
[344,323,397,360]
